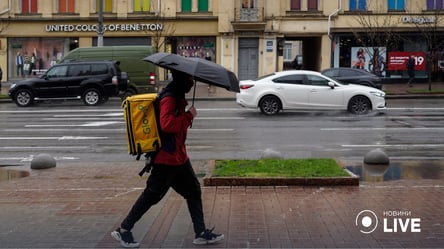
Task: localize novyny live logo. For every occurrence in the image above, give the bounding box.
[355,210,421,234]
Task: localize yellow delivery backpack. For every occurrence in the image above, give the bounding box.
[122,93,161,160]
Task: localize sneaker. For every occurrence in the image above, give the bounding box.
[111,228,140,248]
[193,227,224,245]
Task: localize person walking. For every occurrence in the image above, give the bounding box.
[16,52,24,77]
[29,53,37,75]
[111,70,224,248]
[406,54,415,87]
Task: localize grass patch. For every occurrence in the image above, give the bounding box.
[213,159,349,178]
[0,94,8,99]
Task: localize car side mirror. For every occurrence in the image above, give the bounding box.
[328,81,335,89]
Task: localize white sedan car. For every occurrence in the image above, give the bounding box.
[236,70,386,115]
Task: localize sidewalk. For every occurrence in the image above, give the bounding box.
[0,161,443,248]
[0,81,443,248]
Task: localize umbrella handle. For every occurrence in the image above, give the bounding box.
[190,79,197,128]
[192,79,196,107]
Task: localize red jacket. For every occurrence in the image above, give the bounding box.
[154,95,194,165]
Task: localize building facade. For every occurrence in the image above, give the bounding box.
[0,0,443,82]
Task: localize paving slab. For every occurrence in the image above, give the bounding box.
[0,161,443,248]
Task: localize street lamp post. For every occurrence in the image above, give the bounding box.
[97,0,104,47]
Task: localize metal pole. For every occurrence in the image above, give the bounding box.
[97,0,104,47]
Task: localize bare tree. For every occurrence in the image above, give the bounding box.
[407,2,444,90]
[140,1,175,53]
[350,1,402,76]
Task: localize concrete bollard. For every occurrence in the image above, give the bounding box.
[363,148,389,165]
[363,149,390,176]
[260,148,283,159]
[31,153,56,169]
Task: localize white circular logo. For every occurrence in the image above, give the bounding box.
[355,210,378,234]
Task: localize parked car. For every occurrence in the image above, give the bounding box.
[284,55,303,70]
[321,67,382,89]
[9,60,128,107]
[236,70,386,115]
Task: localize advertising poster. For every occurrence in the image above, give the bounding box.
[387,51,426,71]
[351,47,386,76]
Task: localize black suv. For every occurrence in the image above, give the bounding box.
[9,61,128,107]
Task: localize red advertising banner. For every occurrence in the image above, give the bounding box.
[387,52,426,71]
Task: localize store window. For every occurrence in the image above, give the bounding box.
[134,0,150,12]
[96,0,113,13]
[307,0,318,11]
[182,0,192,12]
[176,37,216,61]
[58,0,75,13]
[21,0,38,14]
[427,0,444,10]
[388,0,405,11]
[290,0,301,10]
[349,0,366,11]
[198,0,208,12]
[8,38,74,78]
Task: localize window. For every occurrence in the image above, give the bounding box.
[388,0,405,11]
[198,0,208,12]
[349,0,366,11]
[68,65,91,77]
[242,0,255,8]
[96,0,113,12]
[47,66,68,78]
[134,0,150,12]
[274,75,305,85]
[182,0,192,12]
[290,0,301,10]
[91,64,109,75]
[21,0,38,14]
[307,75,329,86]
[307,0,318,11]
[427,0,444,10]
[58,0,75,13]
[284,43,292,61]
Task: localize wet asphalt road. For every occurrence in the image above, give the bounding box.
[0,98,443,166]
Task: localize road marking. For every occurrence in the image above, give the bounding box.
[1,146,89,150]
[25,121,122,127]
[0,156,79,162]
[342,144,444,148]
[0,136,107,140]
[321,127,444,131]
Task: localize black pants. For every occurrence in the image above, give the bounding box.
[121,160,205,236]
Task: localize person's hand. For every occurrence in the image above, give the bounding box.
[188,106,197,118]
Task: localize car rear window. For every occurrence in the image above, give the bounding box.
[90,64,109,75]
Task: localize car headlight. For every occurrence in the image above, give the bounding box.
[9,83,16,90]
[370,91,385,98]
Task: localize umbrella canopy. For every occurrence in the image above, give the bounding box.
[143,52,240,93]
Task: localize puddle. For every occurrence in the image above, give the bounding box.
[345,160,444,182]
[0,169,30,181]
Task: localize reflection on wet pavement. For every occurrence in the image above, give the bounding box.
[345,160,444,182]
[0,169,30,181]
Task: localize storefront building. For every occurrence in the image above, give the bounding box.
[1,0,443,83]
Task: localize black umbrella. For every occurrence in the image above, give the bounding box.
[143,52,240,94]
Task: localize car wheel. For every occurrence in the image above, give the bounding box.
[121,88,137,100]
[83,88,102,106]
[259,95,281,115]
[14,89,34,107]
[348,95,371,115]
